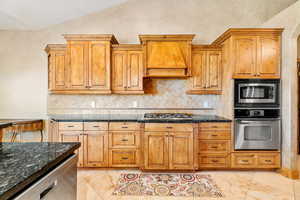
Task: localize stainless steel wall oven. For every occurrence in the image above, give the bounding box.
[234,109,281,150]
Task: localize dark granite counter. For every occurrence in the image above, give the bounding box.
[0,142,80,200]
[49,114,232,123]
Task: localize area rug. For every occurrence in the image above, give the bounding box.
[112,173,223,197]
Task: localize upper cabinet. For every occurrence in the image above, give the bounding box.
[112,45,144,94]
[64,35,118,94]
[45,44,67,92]
[187,45,222,94]
[212,28,283,79]
[139,34,195,78]
[46,34,118,94]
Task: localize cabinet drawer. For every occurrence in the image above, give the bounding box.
[199,154,230,168]
[59,122,83,131]
[145,123,193,132]
[84,122,108,131]
[257,153,280,168]
[109,149,139,167]
[199,123,231,130]
[109,122,140,131]
[231,153,280,168]
[109,131,139,148]
[198,131,231,140]
[199,140,230,153]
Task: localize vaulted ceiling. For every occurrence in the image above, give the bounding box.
[0,0,127,30]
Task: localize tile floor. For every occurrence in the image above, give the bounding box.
[77,169,300,200]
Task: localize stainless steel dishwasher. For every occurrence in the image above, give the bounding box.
[15,154,77,200]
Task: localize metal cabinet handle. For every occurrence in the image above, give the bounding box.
[121,139,128,142]
[211,159,219,163]
[265,160,272,163]
[166,127,173,129]
[211,134,218,137]
[122,126,128,128]
[67,125,74,128]
[121,157,128,160]
[211,146,218,149]
[93,126,100,128]
[241,160,250,162]
[212,126,218,128]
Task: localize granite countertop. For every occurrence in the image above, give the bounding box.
[0,142,80,200]
[49,114,232,123]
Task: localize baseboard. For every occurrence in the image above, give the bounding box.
[277,168,299,179]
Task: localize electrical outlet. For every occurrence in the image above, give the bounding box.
[133,101,138,108]
[91,101,96,108]
[203,101,209,108]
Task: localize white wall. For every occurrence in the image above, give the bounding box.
[0,0,296,119]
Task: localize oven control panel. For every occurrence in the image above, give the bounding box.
[234,109,280,118]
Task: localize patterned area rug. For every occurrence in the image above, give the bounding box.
[113,173,223,197]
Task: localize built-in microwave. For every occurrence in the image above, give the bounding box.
[234,79,280,108]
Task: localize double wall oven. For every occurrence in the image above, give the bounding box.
[234,79,281,151]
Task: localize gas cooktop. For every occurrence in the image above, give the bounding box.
[143,113,193,119]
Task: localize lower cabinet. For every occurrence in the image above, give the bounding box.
[109,149,139,167]
[59,131,85,167]
[231,152,280,169]
[84,132,108,167]
[143,129,194,170]
[199,154,230,168]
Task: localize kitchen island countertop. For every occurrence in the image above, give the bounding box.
[0,142,80,200]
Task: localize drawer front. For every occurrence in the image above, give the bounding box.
[231,153,257,168]
[84,122,108,131]
[59,122,83,131]
[145,123,193,132]
[109,131,139,148]
[257,153,280,168]
[109,149,139,167]
[199,154,230,168]
[199,123,231,130]
[198,131,231,140]
[199,140,230,153]
[109,122,140,131]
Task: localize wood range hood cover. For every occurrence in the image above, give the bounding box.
[139,34,195,78]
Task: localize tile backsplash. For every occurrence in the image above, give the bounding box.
[47,79,220,115]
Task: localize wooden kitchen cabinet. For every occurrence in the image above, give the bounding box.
[187,45,222,94]
[45,45,67,92]
[112,45,144,94]
[84,131,108,167]
[231,152,280,169]
[48,34,118,94]
[143,131,169,170]
[139,35,195,77]
[212,28,283,79]
[143,123,194,170]
[59,131,84,167]
[169,131,194,170]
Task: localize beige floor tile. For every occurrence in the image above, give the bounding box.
[245,171,294,200]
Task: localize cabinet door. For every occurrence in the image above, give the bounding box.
[232,36,257,78]
[169,132,194,170]
[67,41,89,89]
[49,50,67,90]
[59,131,84,167]
[84,131,108,167]
[112,50,127,91]
[206,51,222,91]
[127,51,143,91]
[88,41,111,90]
[144,132,169,169]
[257,36,280,78]
[190,51,206,90]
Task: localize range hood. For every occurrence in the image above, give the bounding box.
[139,34,195,78]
